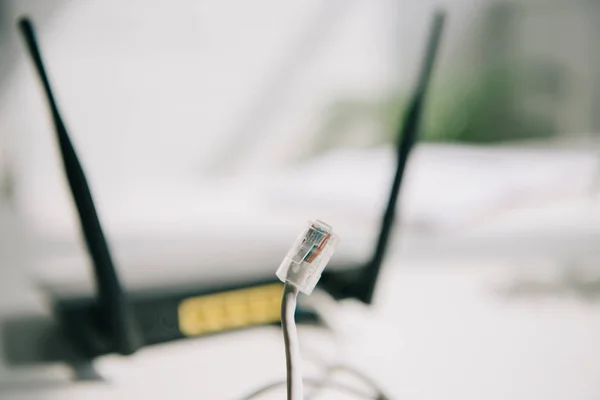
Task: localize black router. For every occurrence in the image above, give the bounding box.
[9,11,444,363]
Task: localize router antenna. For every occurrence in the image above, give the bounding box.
[359,10,446,303]
[18,18,141,355]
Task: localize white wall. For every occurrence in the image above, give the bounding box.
[0,0,406,228]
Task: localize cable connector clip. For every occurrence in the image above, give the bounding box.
[276,220,339,295]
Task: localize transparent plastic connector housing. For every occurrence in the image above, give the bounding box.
[276,220,339,295]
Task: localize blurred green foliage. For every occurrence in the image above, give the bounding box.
[312,69,557,155]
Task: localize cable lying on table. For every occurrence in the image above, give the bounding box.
[276,220,339,400]
[239,377,376,400]
[240,363,389,400]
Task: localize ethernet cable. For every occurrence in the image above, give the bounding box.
[241,287,389,400]
[277,220,339,400]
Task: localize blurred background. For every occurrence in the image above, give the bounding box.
[1,0,600,399]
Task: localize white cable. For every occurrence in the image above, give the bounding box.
[276,220,339,400]
[281,282,303,400]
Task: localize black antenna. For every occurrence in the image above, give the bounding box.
[359,10,446,303]
[18,18,141,355]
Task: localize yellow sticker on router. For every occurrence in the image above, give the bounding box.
[178,283,284,336]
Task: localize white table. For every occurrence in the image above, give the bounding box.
[2,253,600,399]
